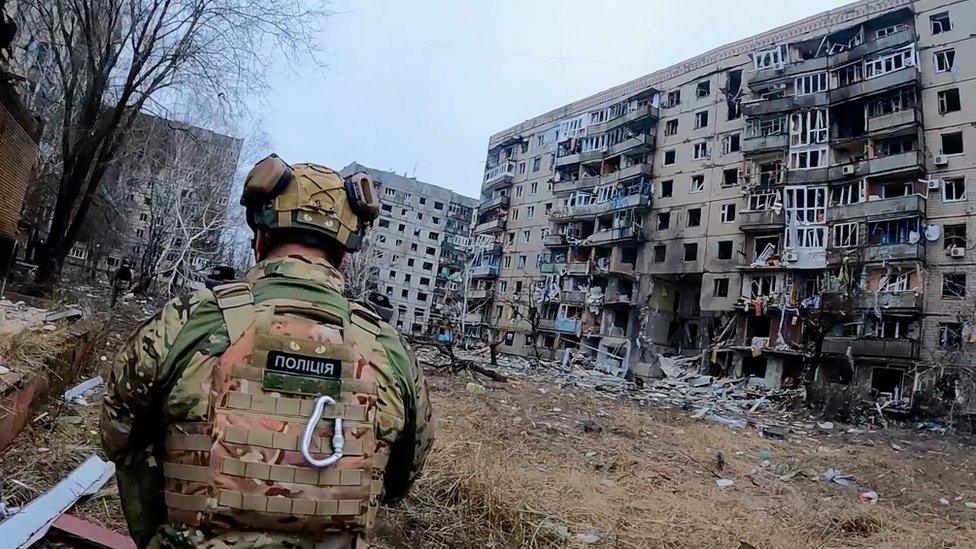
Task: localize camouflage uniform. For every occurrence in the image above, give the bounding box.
[101,257,432,547]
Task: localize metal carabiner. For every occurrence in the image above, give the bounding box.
[300,395,345,468]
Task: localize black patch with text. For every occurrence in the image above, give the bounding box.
[266,351,342,379]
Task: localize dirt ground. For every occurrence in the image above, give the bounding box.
[2,299,975,548]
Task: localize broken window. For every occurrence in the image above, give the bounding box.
[653,244,667,263]
[722,133,741,154]
[789,147,829,170]
[882,182,911,198]
[713,278,729,298]
[833,62,862,87]
[749,275,777,298]
[753,45,786,70]
[696,80,711,98]
[695,111,709,129]
[683,242,698,262]
[785,226,826,249]
[795,72,828,96]
[880,271,910,292]
[723,168,739,187]
[692,141,709,160]
[717,240,733,260]
[665,119,678,136]
[939,322,962,349]
[784,186,826,224]
[790,109,829,146]
[931,12,952,35]
[747,190,778,211]
[746,116,787,138]
[690,174,705,193]
[942,178,966,202]
[720,203,736,223]
[867,87,916,117]
[664,150,676,165]
[874,318,910,338]
[876,136,915,157]
[942,273,967,299]
[876,23,907,38]
[725,69,743,120]
[864,46,915,79]
[755,236,779,258]
[687,208,701,227]
[660,179,673,198]
[666,89,681,107]
[831,222,859,248]
[942,132,964,155]
[938,88,961,114]
[944,223,967,250]
[934,49,955,73]
[657,212,671,230]
[830,181,864,206]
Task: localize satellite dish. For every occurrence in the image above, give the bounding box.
[925,224,942,242]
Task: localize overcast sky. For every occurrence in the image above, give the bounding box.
[262,0,853,198]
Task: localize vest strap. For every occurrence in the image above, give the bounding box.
[213,282,255,344]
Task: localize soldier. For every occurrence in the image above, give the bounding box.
[101,155,434,548]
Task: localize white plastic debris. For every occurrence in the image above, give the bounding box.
[817,421,834,430]
[63,376,104,405]
[0,455,115,547]
[965,502,976,510]
[859,490,878,504]
[715,479,735,488]
[939,498,950,506]
[823,468,855,486]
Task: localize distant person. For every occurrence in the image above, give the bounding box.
[101,155,433,548]
[111,261,133,307]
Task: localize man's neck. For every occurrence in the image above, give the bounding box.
[261,244,338,267]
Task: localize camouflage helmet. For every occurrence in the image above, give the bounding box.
[241,155,379,251]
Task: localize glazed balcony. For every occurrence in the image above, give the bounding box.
[549,194,650,221]
[822,336,919,359]
[829,194,925,222]
[830,65,919,105]
[587,226,643,246]
[866,107,921,136]
[480,194,510,211]
[470,264,499,278]
[483,161,516,191]
[829,150,923,181]
[743,91,830,117]
[539,318,581,334]
[473,217,506,234]
[588,104,660,135]
[742,133,789,155]
[543,234,567,247]
[607,133,655,157]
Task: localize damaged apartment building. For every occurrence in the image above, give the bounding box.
[341,163,477,337]
[469,0,976,415]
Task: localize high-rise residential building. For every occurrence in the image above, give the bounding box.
[340,163,477,337]
[471,0,976,411]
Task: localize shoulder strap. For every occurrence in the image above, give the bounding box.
[349,301,382,336]
[213,282,255,344]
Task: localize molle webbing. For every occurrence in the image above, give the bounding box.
[213,282,255,344]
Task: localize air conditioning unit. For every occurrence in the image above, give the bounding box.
[842,165,856,175]
[950,247,965,258]
[927,179,942,190]
[784,251,799,262]
[934,154,949,166]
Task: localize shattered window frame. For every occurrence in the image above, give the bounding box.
[943,223,967,250]
[938,322,963,350]
[941,273,967,299]
[942,177,966,202]
[930,12,952,35]
[831,222,859,248]
[934,49,956,73]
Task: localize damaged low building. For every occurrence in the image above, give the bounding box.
[470,0,976,421]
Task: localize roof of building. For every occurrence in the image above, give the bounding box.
[341,162,479,207]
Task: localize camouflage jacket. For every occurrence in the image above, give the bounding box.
[101,256,434,548]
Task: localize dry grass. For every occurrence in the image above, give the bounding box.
[0,326,73,377]
[377,373,976,549]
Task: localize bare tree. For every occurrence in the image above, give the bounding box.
[340,232,382,300]
[22,0,327,291]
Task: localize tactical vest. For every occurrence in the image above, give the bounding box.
[161,282,389,543]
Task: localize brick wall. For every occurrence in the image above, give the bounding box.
[0,86,39,241]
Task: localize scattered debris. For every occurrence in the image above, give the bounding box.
[0,455,115,548]
[538,519,570,540]
[965,502,976,510]
[817,421,834,430]
[43,309,83,323]
[715,479,735,488]
[859,491,879,504]
[465,382,487,395]
[940,497,950,506]
[50,514,136,549]
[64,376,104,405]
[823,468,855,486]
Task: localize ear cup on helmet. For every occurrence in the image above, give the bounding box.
[344,172,380,222]
[240,154,294,206]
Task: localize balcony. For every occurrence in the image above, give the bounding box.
[483,161,516,191]
[468,288,491,301]
[863,242,925,263]
[822,336,919,359]
[608,133,655,156]
[821,290,922,313]
[480,194,510,211]
[601,326,628,339]
[739,209,785,232]
[473,217,506,234]
[587,104,660,135]
[587,226,643,246]
[560,290,587,304]
[867,150,922,177]
[748,28,914,90]
[543,234,567,247]
[554,152,581,168]
[564,262,590,275]
[463,312,484,325]
[829,194,925,222]
[540,262,565,274]
[742,133,789,155]
[604,286,638,306]
[539,318,581,334]
[549,194,650,221]
[743,91,830,117]
[787,166,829,185]
[470,264,499,278]
[830,66,919,105]
[866,108,921,136]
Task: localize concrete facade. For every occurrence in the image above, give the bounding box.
[341,163,477,337]
[471,0,976,412]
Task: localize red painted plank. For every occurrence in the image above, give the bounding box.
[50,514,137,549]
